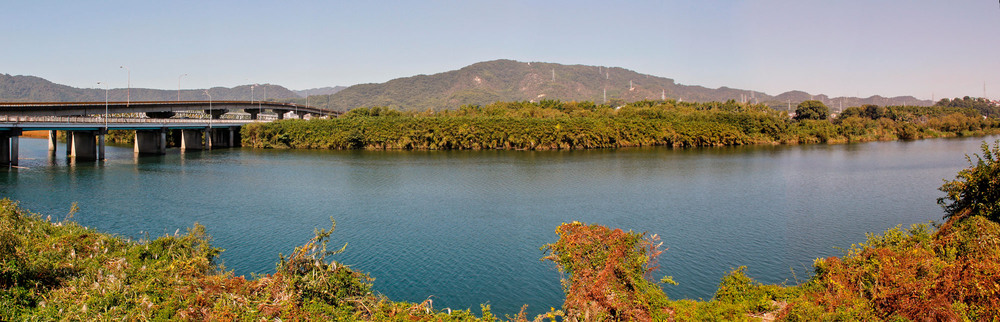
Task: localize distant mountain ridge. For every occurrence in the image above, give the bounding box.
[0,74,300,102]
[294,86,346,98]
[320,59,931,112]
[1,60,933,111]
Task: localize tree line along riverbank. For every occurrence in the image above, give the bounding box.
[240,99,1000,150]
[3,141,1000,320]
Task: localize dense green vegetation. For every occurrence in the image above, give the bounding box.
[243,99,1000,150]
[936,96,1000,118]
[4,141,1000,320]
[792,100,829,121]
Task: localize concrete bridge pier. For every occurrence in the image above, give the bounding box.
[65,131,72,156]
[98,130,106,161]
[70,131,99,161]
[0,133,9,166]
[221,128,232,147]
[134,129,167,155]
[206,127,234,148]
[232,127,242,147]
[204,128,212,150]
[180,129,204,151]
[1,129,21,166]
[48,130,58,152]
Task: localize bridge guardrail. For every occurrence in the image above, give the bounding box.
[0,115,264,125]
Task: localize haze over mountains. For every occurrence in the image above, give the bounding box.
[1,60,932,112]
[323,60,931,112]
[0,74,301,103]
[294,86,346,97]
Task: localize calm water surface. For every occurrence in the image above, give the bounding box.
[2,136,995,315]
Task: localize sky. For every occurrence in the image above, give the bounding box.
[2,1,998,100]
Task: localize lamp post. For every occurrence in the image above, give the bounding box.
[249,83,256,104]
[204,89,213,149]
[120,66,130,106]
[97,81,109,130]
[204,89,213,128]
[177,73,188,101]
[97,81,109,161]
[256,84,262,110]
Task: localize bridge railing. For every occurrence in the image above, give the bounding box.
[0,115,263,124]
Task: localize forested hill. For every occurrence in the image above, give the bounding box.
[0,73,300,102]
[294,86,346,97]
[2,61,933,110]
[320,59,931,112]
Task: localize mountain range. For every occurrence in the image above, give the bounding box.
[1,60,932,111]
[294,86,346,97]
[0,74,300,102]
[321,60,931,112]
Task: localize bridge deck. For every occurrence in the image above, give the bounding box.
[0,115,256,131]
[0,100,338,117]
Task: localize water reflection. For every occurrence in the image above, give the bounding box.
[1,136,997,317]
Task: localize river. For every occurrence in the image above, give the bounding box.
[1,135,995,316]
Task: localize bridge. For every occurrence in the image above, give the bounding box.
[0,100,340,166]
[0,100,334,119]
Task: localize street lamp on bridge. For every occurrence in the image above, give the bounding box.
[203,89,214,132]
[97,81,109,130]
[256,83,262,110]
[119,65,130,107]
[177,73,188,102]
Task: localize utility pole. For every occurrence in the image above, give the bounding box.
[177,73,188,102]
[120,65,130,106]
[97,81,108,132]
[204,90,212,128]
[256,84,262,110]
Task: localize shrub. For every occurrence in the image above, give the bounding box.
[938,140,1000,222]
[541,222,669,321]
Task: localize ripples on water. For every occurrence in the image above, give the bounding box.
[1,136,995,316]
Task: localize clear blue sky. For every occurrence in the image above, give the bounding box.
[2,1,998,100]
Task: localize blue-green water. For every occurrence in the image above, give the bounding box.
[1,136,995,315]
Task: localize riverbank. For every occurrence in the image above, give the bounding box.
[2,197,998,320]
[3,141,999,320]
[0,199,496,320]
[240,100,1000,150]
